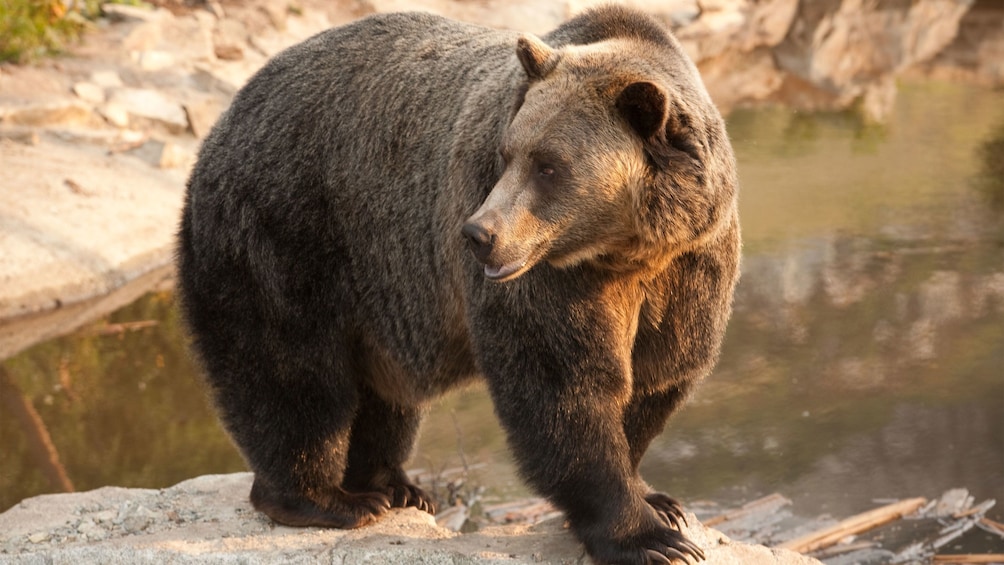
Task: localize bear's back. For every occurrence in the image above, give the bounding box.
[190,12,514,207]
[179,12,521,398]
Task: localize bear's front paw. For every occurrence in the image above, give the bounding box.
[320,490,393,528]
[385,481,437,515]
[589,521,705,565]
[644,492,688,531]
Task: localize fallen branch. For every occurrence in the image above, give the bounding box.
[932,555,1004,564]
[778,497,927,554]
[978,517,1004,537]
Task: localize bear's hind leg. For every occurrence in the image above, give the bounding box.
[238,377,392,528]
[210,340,392,529]
[342,386,437,514]
[250,475,390,528]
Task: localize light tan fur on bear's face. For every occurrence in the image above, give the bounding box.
[464,39,658,282]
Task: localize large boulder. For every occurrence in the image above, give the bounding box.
[771,0,974,119]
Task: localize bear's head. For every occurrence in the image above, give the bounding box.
[462,31,736,282]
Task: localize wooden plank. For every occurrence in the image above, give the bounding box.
[777,497,927,554]
[932,555,1004,564]
[978,517,1004,536]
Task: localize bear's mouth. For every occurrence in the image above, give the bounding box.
[483,259,528,282]
[478,241,549,283]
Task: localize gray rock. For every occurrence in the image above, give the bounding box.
[742,0,798,49]
[100,3,169,23]
[118,7,214,66]
[75,518,107,542]
[126,138,195,170]
[105,88,189,134]
[181,94,225,138]
[0,128,40,145]
[774,0,974,110]
[90,70,124,89]
[0,474,821,564]
[72,82,106,105]
[919,0,1004,86]
[133,50,176,72]
[163,12,217,64]
[121,20,165,52]
[97,102,130,128]
[213,17,250,61]
[1,101,104,129]
[121,514,153,534]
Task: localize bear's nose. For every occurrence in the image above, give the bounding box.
[461,222,494,264]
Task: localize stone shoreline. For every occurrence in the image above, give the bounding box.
[0,473,821,564]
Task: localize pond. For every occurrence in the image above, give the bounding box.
[2,80,1002,545]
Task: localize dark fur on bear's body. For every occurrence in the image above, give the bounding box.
[178,6,740,564]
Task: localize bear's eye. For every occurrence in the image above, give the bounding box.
[538,165,555,177]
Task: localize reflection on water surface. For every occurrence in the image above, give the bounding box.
[2,82,1002,540]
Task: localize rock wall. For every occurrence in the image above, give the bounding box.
[768,0,974,120]
[0,473,820,564]
[557,0,979,120]
[361,0,987,119]
[913,0,1004,86]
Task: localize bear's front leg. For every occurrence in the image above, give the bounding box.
[486,354,704,564]
[471,281,705,565]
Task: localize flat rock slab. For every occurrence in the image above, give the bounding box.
[0,473,820,564]
[0,136,187,321]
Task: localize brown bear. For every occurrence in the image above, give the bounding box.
[177,6,740,564]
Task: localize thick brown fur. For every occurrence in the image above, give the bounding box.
[177,6,740,564]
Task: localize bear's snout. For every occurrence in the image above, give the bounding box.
[461,221,495,264]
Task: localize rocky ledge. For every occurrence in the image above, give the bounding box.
[0,473,820,564]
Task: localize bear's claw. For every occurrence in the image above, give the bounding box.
[386,482,437,515]
[645,493,689,531]
[643,528,705,564]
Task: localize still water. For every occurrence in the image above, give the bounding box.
[2,81,1002,535]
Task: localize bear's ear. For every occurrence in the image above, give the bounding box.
[616,81,668,141]
[517,35,558,80]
